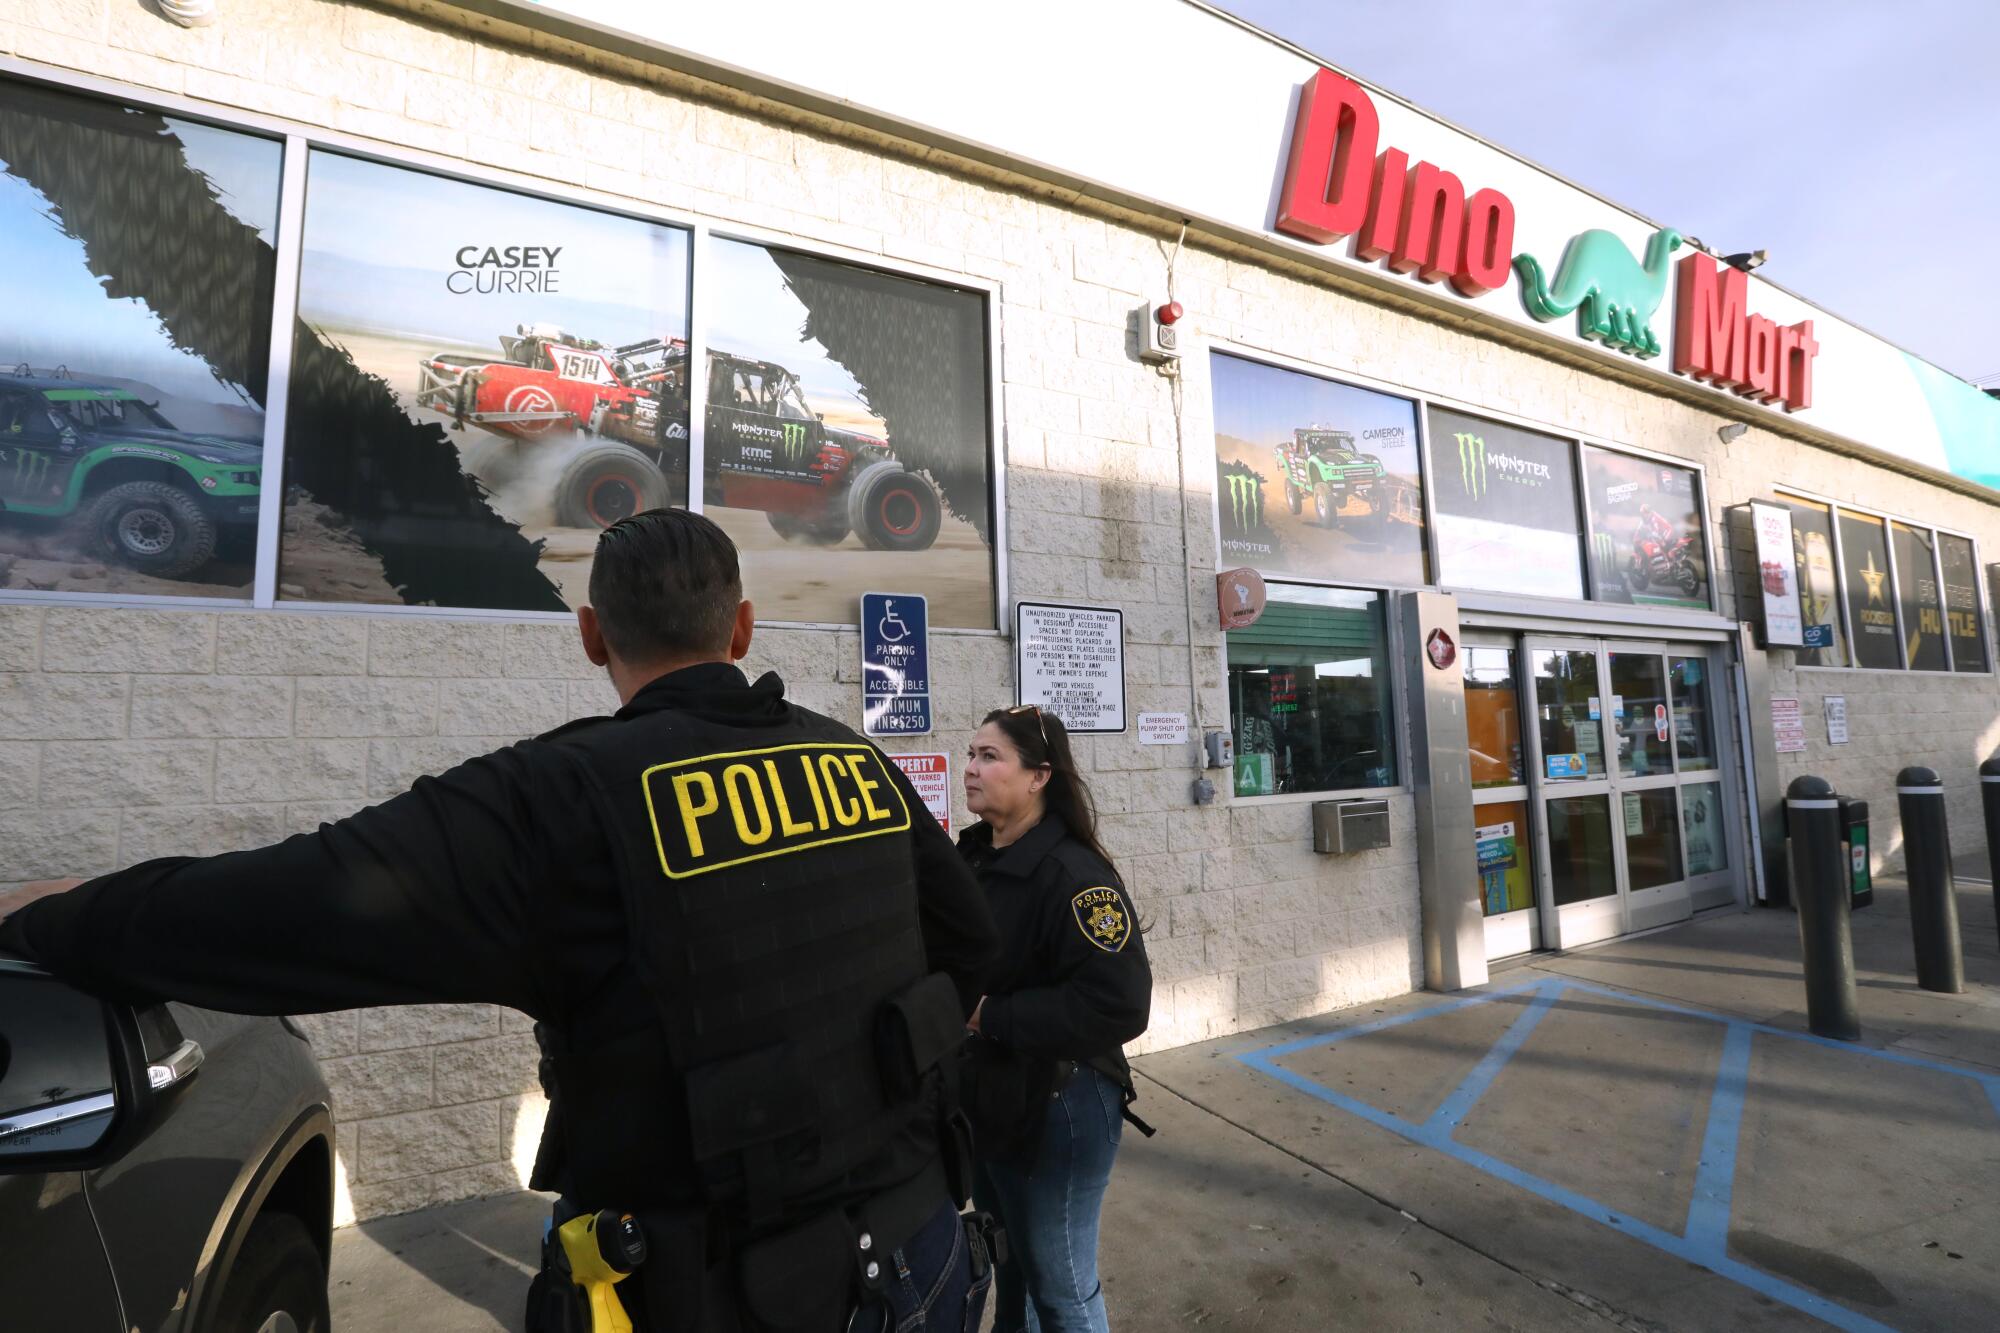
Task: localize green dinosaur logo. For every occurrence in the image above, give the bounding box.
[6,447,52,493]
[1225,472,1264,531]
[1515,228,1682,359]
[1456,433,1487,499]
[780,422,808,462]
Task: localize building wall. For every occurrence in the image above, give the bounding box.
[3,0,1997,1222]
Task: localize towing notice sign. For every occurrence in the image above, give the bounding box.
[862,592,932,736]
[1016,601,1126,734]
[888,753,952,834]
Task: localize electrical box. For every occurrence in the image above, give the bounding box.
[1139,300,1184,364]
[1202,730,1233,770]
[1312,799,1391,854]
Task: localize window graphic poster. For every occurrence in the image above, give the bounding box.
[1427,407,1583,599]
[1682,781,1728,876]
[1940,534,1988,672]
[1783,499,1848,667]
[1209,352,1426,587]
[705,239,995,628]
[1890,521,1945,670]
[1836,513,1900,669]
[283,151,691,611]
[1748,502,1804,645]
[1476,811,1532,915]
[0,82,280,599]
[1582,448,1707,609]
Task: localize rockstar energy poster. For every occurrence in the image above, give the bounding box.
[1890,521,1945,670]
[1427,406,1583,599]
[1837,512,1900,669]
[1939,533,1988,672]
[1209,353,1426,587]
[0,82,279,600]
[1782,499,1848,667]
[1581,447,1708,609]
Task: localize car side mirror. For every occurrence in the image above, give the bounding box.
[0,962,197,1173]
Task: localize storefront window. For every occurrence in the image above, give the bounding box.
[1682,781,1729,876]
[1464,645,1523,788]
[1608,651,1671,777]
[1532,647,1604,780]
[0,82,281,600]
[1209,352,1427,587]
[1623,789,1685,890]
[1581,447,1707,610]
[280,151,692,611]
[1837,511,1901,669]
[706,238,994,627]
[1889,522,1946,671]
[1226,587,1397,795]
[1669,655,1717,772]
[1939,533,1988,673]
[1783,498,1848,667]
[1548,795,1615,906]
[1428,407,1583,600]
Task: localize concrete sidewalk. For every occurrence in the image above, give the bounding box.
[332,881,2000,1331]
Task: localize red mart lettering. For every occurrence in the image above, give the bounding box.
[1672,252,1819,412]
[1276,68,1516,298]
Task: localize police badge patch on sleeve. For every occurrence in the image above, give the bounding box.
[1071,887,1132,952]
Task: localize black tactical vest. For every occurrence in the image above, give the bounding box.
[533,691,959,1326]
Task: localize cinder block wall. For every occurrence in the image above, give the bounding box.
[4,0,1997,1221]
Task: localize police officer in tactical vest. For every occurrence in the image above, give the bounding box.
[0,509,1002,1332]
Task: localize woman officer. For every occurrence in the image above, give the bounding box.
[958,704,1152,1333]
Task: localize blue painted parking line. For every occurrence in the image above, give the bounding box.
[1235,974,2000,1333]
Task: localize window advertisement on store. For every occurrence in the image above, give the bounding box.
[1890,521,1946,671]
[1837,512,1901,669]
[705,238,994,627]
[1939,533,1988,672]
[280,151,691,611]
[1428,407,1583,599]
[1682,780,1729,877]
[1581,447,1707,609]
[1783,498,1848,667]
[1209,352,1426,587]
[0,82,279,599]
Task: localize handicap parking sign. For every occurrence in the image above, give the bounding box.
[861,592,932,736]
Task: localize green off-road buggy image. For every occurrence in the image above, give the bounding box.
[1274,426,1415,530]
[0,368,261,578]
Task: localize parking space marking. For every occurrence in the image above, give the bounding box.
[1236,974,2000,1333]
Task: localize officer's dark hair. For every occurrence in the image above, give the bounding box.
[589,508,742,662]
[982,705,1119,873]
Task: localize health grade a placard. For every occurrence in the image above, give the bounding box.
[861,592,931,736]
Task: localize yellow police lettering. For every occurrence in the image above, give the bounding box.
[799,753,832,827]
[672,771,720,859]
[820,752,862,826]
[764,758,816,836]
[846,752,894,822]
[723,763,772,844]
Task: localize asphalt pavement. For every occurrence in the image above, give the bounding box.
[332,878,2000,1331]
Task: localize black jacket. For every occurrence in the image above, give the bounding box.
[1,664,995,1024]
[957,814,1150,1155]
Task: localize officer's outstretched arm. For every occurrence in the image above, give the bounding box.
[0,746,555,1017]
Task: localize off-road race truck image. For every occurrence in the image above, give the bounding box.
[1274,426,1417,530]
[414,326,943,550]
[0,368,261,578]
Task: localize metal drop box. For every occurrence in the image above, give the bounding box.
[1312,799,1391,854]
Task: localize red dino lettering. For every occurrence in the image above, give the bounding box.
[1673,253,1818,411]
[1276,69,1516,295]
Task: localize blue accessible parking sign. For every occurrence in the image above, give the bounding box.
[861,592,932,736]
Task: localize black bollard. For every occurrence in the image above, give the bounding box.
[1787,775,1860,1040]
[1981,757,2000,935]
[1897,765,1964,994]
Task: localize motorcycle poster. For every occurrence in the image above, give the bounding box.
[1581,446,1708,610]
[1209,353,1427,589]
[0,84,280,600]
[283,151,692,611]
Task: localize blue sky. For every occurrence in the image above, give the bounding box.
[1215,0,1999,386]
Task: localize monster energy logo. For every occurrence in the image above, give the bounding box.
[5,447,53,492]
[1593,531,1617,573]
[781,422,808,462]
[1456,433,1488,499]
[1224,472,1264,531]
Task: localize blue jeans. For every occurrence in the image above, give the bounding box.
[854,1198,993,1333]
[974,1066,1124,1333]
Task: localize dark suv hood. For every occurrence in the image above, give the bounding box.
[95,429,264,465]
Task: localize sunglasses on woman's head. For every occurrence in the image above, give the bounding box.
[1006,703,1051,753]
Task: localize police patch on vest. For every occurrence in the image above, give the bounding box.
[1071,887,1132,952]
[642,743,911,880]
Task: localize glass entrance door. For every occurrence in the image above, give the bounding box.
[1463,635,1538,960]
[1519,636,1740,949]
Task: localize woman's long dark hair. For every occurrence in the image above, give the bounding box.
[982,706,1119,873]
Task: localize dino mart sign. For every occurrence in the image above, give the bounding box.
[1275,68,1820,413]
